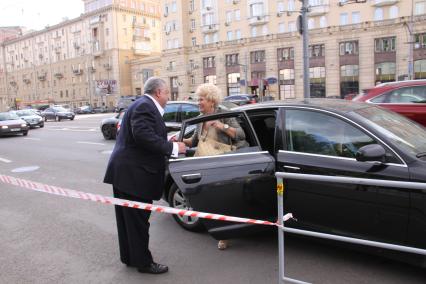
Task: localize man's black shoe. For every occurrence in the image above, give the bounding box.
[137,262,168,274]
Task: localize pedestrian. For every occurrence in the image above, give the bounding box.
[104,77,186,274]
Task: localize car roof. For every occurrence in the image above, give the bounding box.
[233,98,372,114]
[374,79,426,89]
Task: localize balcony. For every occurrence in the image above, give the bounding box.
[371,0,399,7]
[54,72,63,79]
[133,35,151,42]
[103,63,112,70]
[88,67,96,73]
[308,4,330,17]
[54,47,61,54]
[249,15,270,26]
[132,20,147,28]
[72,69,83,75]
[37,74,46,81]
[23,78,31,84]
[202,24,219,33]
[133,48,151,56]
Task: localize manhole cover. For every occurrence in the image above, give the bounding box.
[11,166,40,173]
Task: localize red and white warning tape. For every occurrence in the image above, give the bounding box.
[0,174,293,228]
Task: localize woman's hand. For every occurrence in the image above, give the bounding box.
[210,120,225,130]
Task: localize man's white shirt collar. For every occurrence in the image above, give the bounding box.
[144,94,164,116]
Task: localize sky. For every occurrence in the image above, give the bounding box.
[0,0,85,31]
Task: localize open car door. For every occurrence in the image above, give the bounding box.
[168,111,276,240]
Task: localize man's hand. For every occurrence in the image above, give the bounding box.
[177,142,187,153]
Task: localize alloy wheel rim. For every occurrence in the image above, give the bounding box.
[173,188,198,225]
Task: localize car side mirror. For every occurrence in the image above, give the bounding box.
[356,144,386,163]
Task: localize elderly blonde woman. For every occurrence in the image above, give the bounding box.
[181,83,247,250]
[182,83,247,151]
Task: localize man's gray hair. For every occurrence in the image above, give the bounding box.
[144,77,167,95]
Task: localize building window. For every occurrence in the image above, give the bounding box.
[226,11,233,23]
[277,47,294,61]
[227,73,241,96]
[190,75,196,85]
[340,65,359,98]
[288,21,296,32]
[236,29,241,39]
[308,18,315,29]
[251,26,257,37]
[202,12,214,26]
[352,12,360,24]
[340,13,348,25]
[414,59,426,79]
[309,44,325,57]
[189,0,195,12]
[191,19,196,30]
[250,2,264,17]
[375,37,396,52]
[168,61,176,71]
[262,25,268,35]
[280,69,294,80]
[414,33,426,49]
[288,0,295,11]
[226,54,239,66]
[375,62,396,84]
[309,67,326,98]
[389,5,398,18]
[227,31,233,41]
[204,75,217,84]
[279,22,285,33]
[204,34,210,44]
[415,1,426,15]
[339,41,359,55]
[250,50,265,63]
[203,56,216,68]
[279,69,295,99]
[213,32,218,42]
[235,10,241,21]
[171,1,177,13]
[192,37,197,46]
[374,8,383,21]
[320,16,327,28]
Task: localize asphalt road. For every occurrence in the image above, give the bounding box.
[0,114,425,284]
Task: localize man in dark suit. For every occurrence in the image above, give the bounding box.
[104,77,186,274]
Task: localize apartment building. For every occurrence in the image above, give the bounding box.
[157,0,426,100]
[0,0,161,111]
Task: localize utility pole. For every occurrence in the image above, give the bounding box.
[300,0,310,98]
[408,0,415,80]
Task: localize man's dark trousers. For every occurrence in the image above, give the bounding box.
[113,187,153,267]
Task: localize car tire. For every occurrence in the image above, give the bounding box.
[44,117,47,122]
[102,125,113,140]
[23,131,28,136]
[168,183,204,232]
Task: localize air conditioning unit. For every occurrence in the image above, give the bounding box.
[225,22,230,26]
[233,0,239,4]
[166,66,171,71]
[189,10,193,14]
[206,6,212,11]
[88,66,96,73]
[39,54,43,59]
[189,29,194,33]
[166,31,170,35]
[277,12,282,17]
[103,63,112,70]
[73,42,80,49]
[257,16,262,21]
[193,64,199,69]
[164,13,168,17]
[209,25,213,29]
[186,70,192,75]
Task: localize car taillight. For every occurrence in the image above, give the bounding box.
[250,99,256,104]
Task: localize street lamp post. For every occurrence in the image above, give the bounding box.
[300,0,310,98]
[408,0,415,80]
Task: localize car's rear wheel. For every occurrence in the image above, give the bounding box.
[168,183,204,232]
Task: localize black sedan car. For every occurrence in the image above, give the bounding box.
[0,112,29,136]
[223,94,258,106]
[100,110,126,140]
[42,107,75,121]
[165,99,426,261]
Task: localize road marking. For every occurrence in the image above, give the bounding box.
[77,141,106,146]
[24,138,41,141]
[11,166,40,173]
[0,157,12,163]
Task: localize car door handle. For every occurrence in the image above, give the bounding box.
[181,173,202,184]
[282,165,301,171]
[249,169,266,175]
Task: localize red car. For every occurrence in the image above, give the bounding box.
[353,80,426,127]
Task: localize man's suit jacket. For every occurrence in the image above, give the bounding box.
[104,95,173,200]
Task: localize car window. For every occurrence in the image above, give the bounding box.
[285,109,376,158]
[371,86,426,103]
[181,113,257,158]
[118,111,126,120]
[163,104,179,122]
[181,104,199,121]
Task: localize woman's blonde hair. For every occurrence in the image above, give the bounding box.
[196,83,221,108]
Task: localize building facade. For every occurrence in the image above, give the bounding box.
[157,0,426,100]
[0,0,161,111]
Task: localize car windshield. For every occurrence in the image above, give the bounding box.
[16,110,36,116]
[353,106,426,156]
[53,107,68,112]
[0,112,20,121]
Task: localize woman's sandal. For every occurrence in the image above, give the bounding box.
[217,240,229,250]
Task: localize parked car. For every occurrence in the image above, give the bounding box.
[100,110,126,140]
[42,107,75,121]
[223,94,259,106]
[11,110,44,128]
[353,80,426,126]
[75,106,95,114]
[115,95,141,112]
[165,99,426,264]
[0,112,29,136]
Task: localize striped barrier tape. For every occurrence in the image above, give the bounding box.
[0,174,293,228]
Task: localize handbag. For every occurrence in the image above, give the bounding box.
[194,126,235,157]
